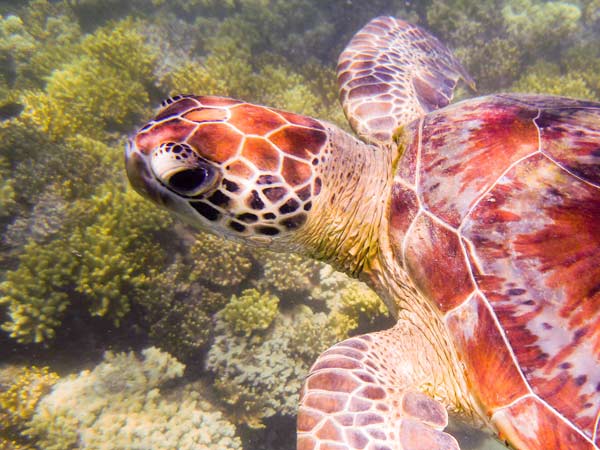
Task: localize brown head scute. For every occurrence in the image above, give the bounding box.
[126,95,330,242]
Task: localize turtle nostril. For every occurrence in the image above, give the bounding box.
[168,168,208,193]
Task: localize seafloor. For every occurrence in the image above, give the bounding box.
[0,0,597,449]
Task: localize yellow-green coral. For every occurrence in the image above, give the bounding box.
[325,276,388,340]
[22,18,156,141]
[0,366,59,431]
[26,348,242,450]
[189,233,254,287]
[511,61,596,100]
[207,305,336,428]
[502,0,582,52]
[1,185,172,343]
[221,288,279,337]
[255,251,321,296]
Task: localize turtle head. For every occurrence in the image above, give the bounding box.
[125,95,329,247]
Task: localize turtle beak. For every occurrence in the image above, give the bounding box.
[125,139,168,206]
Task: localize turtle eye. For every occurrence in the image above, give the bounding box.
[151,143,219,197]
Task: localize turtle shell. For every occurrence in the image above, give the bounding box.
[390,94,600,449]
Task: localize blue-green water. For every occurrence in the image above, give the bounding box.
[0,0,597,448]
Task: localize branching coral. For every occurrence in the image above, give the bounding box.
[21,18,156,141]
[502,0,582,53]
[220,288,279,337]
[207,305,336,428]
[0,366,59,437]
[26,347,242,450]
[328,278,389,340]
[511,61,596,100]
[189,233,254,288]
[1,185,172,343]
[254,250,321,297]
[0,2,81,91]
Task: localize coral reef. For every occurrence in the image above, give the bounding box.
[189,233,254,288]
[511,61,596,100]
[255,251,322,297]
[22,18,156,141]
[207,305,337,428]
[221,288,279,337]
[26,347,242,450]
[0,185,172,343]
[0,365,59,445]
[0,0,598,449]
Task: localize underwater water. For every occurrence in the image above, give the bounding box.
[0,0,598,449]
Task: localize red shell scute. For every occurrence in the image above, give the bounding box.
[404,214,474,312]
[135,119,196,154]
[419,96,539,227]
[187,122,243,163]
[537,107,600,187]
[462,153,600,438]
[446,293,529,413]
[493,396,595,450]
[270,125,328,160]
[229,103,287,135]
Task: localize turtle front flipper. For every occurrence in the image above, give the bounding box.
[337,16,475,145]
[298,321,461,450]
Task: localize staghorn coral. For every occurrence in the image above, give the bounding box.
[26,347,242,450]
[207,305,336,428]
[190,233,254,288]
[0,184,172,343]
[221,288,279,337]
[327,279,389,340]
[141,257,221,361]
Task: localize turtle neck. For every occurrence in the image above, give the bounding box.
[296,122,396,280]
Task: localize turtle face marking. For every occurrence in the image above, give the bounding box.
[126,95,328,242]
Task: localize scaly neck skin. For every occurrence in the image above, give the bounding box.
[296,123,395,278]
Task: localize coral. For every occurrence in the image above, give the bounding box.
[455,37,523,91]
[511,61,596,100]
[189,233,254,288]
[0,185,172,343]
[255,250,321,297]
[0,2,81,91]
[21,18,156,141]
[0,365,59,438]
[207,305,337,428]
[502,0,582,53]
[328,278,389,340]
[564,43,600,98]
[221,288,279,337]
[26,347,242,450]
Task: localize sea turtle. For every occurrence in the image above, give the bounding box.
[125,16,600,450]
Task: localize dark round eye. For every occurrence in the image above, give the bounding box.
[168,168,208,192]
[167,166,215,196]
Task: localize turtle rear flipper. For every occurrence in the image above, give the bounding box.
[298,320,461,450]
[337,16,475,146]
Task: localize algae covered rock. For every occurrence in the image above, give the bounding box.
[26,347,242,450]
